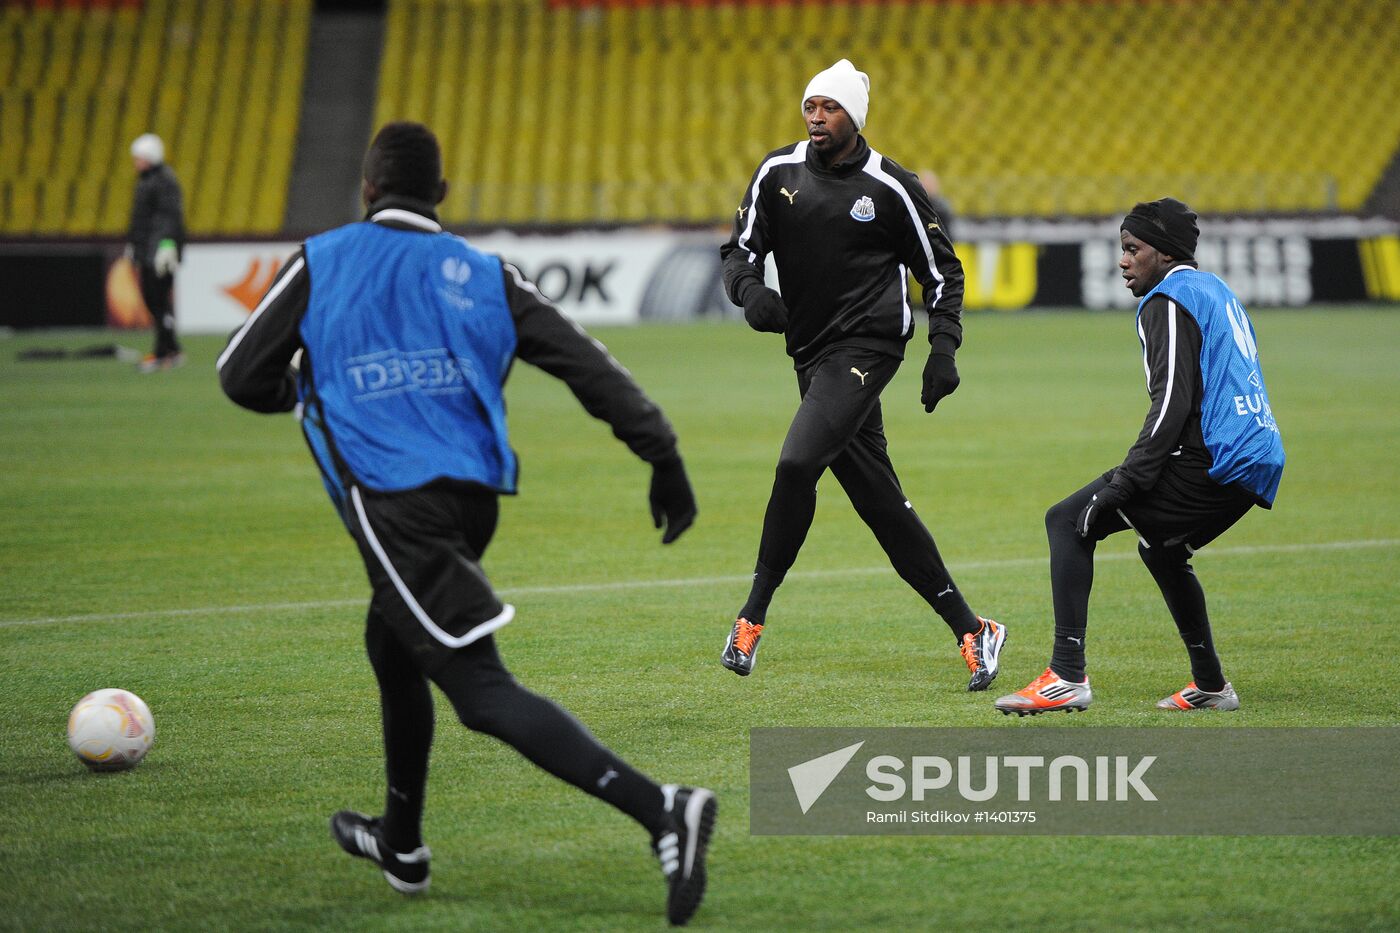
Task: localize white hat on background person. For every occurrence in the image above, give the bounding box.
[802,59,870,130]
[130,133,165,166]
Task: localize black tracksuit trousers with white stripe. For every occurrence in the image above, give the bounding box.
[350,482,667,850]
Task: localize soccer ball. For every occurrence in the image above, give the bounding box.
[67,689,155,772]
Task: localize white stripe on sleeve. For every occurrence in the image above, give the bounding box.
[862,151,944,327]
[1147,300,1178,438]
[215,256,307,372]
[737,143,808,263]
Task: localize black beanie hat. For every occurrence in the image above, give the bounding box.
[1121,198,1199,262]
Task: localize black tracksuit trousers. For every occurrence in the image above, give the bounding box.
[138,264,180,359]
[1044,471,1254,688]
[741,345,979,640]
[351,484,668,851]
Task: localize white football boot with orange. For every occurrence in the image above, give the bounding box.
[994,667,1092,716]
[1156,682,1239,711]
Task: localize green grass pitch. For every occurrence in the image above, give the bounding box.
[2,307,1398,930]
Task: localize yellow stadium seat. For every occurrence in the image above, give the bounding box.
[24,89,58,179]
[367,0,1400,224]
[8,179,39,235]
[0,90,25,181]
[0,0,311,237]
[6,0,1399,235]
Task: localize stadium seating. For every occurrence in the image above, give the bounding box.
[372,0,1400,225]
[2,0,1397,234]
[0,0,310,237]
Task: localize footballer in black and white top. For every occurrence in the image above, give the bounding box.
[720,127,964,370]
[717,60,1003,693]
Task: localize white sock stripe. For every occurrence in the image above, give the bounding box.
[395,846,431,863]
[7,538,1397,629]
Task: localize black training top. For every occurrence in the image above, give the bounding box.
[720,135,964,369]
[127,164,185,266]
[1105,291,1215,503]
[216,196,678,470]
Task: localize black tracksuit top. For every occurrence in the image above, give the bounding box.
[127,164,185,267]
[216,197,679,472]
[720,135,964,369]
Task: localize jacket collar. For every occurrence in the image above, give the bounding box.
[365,196,442,232]
[804,134,871,178]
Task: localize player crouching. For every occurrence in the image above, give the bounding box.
[996,199,1283,716]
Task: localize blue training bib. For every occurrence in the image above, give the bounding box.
[1137,267,1284,505]
[298,222,519,495]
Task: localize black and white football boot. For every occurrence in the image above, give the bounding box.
[653,784,717,926]
[330,810,431,894]
[960,616,1007,691]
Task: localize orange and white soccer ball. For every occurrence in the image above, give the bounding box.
[67,689,155,772]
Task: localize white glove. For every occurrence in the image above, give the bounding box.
[153,240,179,277]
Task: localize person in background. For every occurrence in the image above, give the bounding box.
[917,169,955,242]
[127,133,186,373]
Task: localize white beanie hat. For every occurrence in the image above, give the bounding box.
[802,59,870,130]
[130,133,165,165]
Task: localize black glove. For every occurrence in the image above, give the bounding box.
[742,287,789,334]
[921,339,960,412]
[648,455,697,545]
[1075,484,1128,539]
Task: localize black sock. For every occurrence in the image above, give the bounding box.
[366,614,433,852]
[1178,624,1225,692]
[933,585,981,642]
[1050,628,1087,682]
[377,673,432,851]
[1137,543,1224,691]
[739,560,784,625]
[434,638,670,839]
[382,781,427,852]
[1047,503,1096,682]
